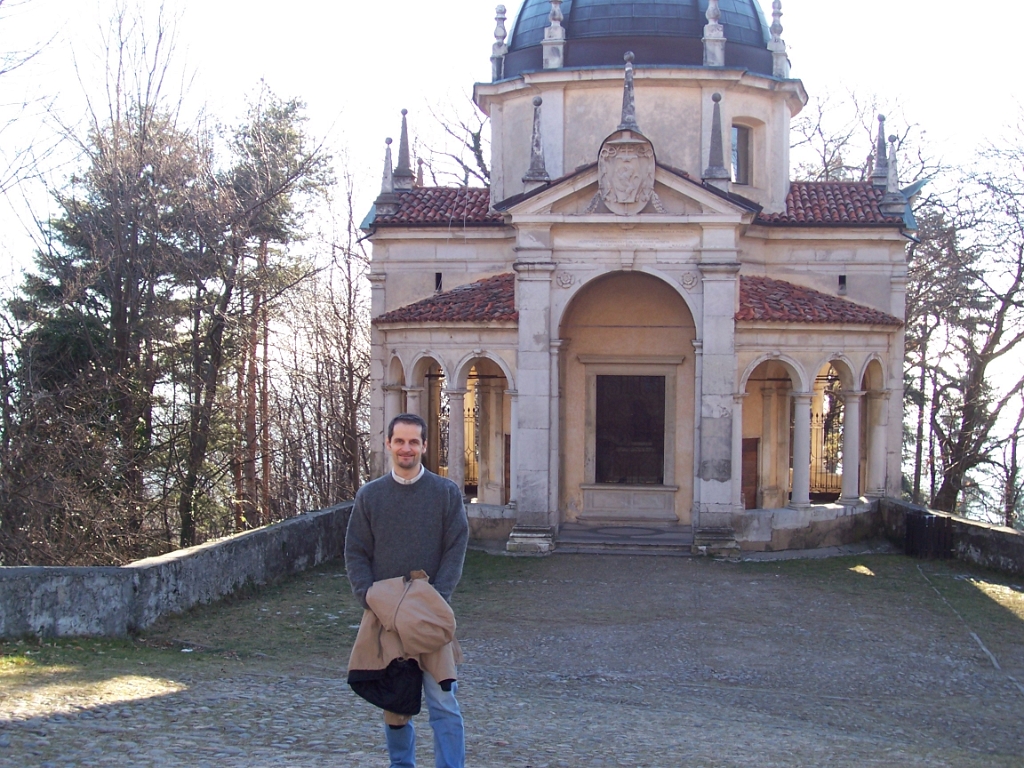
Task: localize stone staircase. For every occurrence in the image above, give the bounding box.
[554,521,695,556]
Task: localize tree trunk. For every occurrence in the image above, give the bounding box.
[178,252,238,548]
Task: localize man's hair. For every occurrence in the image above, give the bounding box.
[387,413,428,441]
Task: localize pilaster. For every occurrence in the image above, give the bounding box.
[693,261,739,553]
[507,261,557,554]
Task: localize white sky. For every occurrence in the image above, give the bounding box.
[0,0,1021,280]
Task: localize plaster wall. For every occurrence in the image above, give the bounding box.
[372,239,514,314]
[741,235,908,316]
[487,73,798,208]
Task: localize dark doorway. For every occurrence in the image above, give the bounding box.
[595,375,666,484]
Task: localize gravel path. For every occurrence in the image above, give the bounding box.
[1,551,1022,767]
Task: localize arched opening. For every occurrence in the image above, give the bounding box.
[457,358,512,505]
[742,360,798,509]
[410,357,448,477]
[559,271,696,524]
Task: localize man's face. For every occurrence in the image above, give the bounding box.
[387,421,426,472]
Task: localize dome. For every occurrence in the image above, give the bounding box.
[504,0,774,78]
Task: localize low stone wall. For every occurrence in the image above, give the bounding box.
[0,503,352,639]
[880,499,1024,577]
[734,500,882,552]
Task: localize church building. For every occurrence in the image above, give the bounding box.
[363,0,912,555]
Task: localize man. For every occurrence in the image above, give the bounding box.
[346,413,469,768]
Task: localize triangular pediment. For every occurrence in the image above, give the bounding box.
[499,165,758,220]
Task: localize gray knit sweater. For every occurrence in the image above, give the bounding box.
[345,470,468,609]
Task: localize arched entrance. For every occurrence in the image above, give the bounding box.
[409,356,449,478]
[742,359,799,509]
[454,357,512,505]
[558,271,696,524]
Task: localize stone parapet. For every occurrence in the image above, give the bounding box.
[0,503,352,639]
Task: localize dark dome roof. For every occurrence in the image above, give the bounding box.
[505,0,774,78]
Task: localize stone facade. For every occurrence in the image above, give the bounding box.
[364,1,910,554]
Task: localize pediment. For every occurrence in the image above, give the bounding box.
[501,165,757,220]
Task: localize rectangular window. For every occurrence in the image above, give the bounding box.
[595,375,665,484]
[732,125,751,186]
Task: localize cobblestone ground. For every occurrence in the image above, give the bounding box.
[1,550,1023,767]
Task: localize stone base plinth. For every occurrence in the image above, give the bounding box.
[506,525,556,555]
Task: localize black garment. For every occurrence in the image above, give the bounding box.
[348,658,423,716]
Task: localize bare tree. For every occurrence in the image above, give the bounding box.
[423,93,490,186]
[791,88,941,185]
[0,0,58,193]
[271,172,371,513]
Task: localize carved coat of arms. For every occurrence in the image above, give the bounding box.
[597,132,656,216]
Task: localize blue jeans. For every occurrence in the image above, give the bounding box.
[384,672,464,768]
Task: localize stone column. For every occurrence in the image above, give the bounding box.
[507,389,519,505]
[790,393,812,508]
[477,381,494,503]
[403,386,424,417]
[840,391,864,503]
[507,260,557,554]
[384,385,403,427]
[446,389,468,499]
[694,260,740,552]
[865,390,890,497]
[760,385,777,506]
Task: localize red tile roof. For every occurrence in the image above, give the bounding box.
[374,182,902,228]
[375,272,900,328]
[757,181,902,227]
[374,187,505,227]
[737,275,903,326]
[375,273,517,324]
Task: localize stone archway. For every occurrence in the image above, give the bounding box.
[410,356,449,477]
[742,359,801,509]
[558,271,696,524]
[453,356,512,505]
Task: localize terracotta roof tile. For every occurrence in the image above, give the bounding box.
[376,273,900,328]
[757,181,903,227]
[375,273,517,324]
[374,187,505,227]
[737,275,903,326]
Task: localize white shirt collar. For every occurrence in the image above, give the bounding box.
[391,465,425,485]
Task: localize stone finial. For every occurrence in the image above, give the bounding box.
[870,114,889,188]
[703,0,726,67]
[880,134,908,215]
[492,5,508,82]
[394,109,415,191]
[523,96,550,189]
[543,0,566,69]
[374,138,400,215]
[417,158,424,188]
[703,93,731,190]
[618,51,640,132]
[768,1,790,78]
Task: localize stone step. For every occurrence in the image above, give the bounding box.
[555,522,695,556]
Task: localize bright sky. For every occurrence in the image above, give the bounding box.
[0,0,1021,279]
